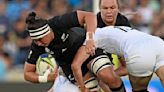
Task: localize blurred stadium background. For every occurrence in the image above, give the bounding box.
[0,0,164,92]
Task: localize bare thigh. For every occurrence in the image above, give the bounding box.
[128,74,152,91]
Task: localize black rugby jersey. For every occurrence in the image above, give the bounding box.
[27,27,87,83]
[27,11,81,64]
[26,11,87,83]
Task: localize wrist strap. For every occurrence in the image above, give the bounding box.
[38,69,50,83]
[86,32,94,40]
[38,75,48,83]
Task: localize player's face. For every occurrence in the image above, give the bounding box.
[34,31,54,47]
[100,0,119,25]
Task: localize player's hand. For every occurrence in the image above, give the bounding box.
[47,68,58,82]
[80,86,89,92]
[85,39,96,55]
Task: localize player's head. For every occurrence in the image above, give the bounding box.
[26,12,54,47]
[99,0,119,25]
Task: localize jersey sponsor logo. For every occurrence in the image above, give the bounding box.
[61,33,69,42]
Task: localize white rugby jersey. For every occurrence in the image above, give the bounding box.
[94,26,154,57]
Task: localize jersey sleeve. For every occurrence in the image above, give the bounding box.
[26,42,45,64]
[48,11,81,32]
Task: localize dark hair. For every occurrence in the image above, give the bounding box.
[26,12,47,30]
[99,0,120,9]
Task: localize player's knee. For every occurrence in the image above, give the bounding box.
[109,77,122,88]
[99,70,120,84]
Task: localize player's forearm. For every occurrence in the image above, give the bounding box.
[24,62,39,83]
[71,46,90,88]
[71,55,86,89]
[24,72,39,83]
[77,10,97,34]
[85,13,97,34]
[72,66,85,88]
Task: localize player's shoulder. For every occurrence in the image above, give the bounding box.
[47,11,78,29]
[115,13,131,27]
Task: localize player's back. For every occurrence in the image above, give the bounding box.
[95,26,129,56]
[95,26,156,56]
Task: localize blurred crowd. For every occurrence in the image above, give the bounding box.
[120,0,164,38]
[0,0,164,81]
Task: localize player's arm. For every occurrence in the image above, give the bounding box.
[114,56,128,76]
[77,10,97,54]
[24,62,39,83]
[24,62,58,83]
[71,46,90,91]
[77,10,97,33]
[49,10,97,54]
[24,43,42,83]
[24,44,58,83]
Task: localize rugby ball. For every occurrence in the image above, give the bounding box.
[36,53,57,76]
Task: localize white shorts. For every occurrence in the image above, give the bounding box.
[52,75,80,92]
[124,37,164,77]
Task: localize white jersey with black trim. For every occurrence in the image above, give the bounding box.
[94,26,164,77]
[94,26,154,57]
